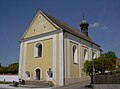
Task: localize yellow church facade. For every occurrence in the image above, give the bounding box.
[18,10,101,86]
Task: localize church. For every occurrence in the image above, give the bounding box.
[18,10,101,86]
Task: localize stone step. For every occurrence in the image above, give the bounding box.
[25,80,50,87]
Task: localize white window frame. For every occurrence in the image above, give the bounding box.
[73,45,78,64]
[92,52,96,59]
[84,49,88,61]
[34,42,43,58]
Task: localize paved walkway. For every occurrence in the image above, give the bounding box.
[0,80,91,89]
[52,80,91,89]
[0,84,51,89]
[3,81,120,89]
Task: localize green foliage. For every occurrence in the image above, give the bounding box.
[0,81,12,84]
[84,60,92,75]
[84,51,117,75]
[0,66,8,74]
[102,51,117,64]
[8,63,19,74]
[0,63,19,74]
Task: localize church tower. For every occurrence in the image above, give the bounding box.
[80,15,89,36]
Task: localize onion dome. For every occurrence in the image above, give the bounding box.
[80,15,89,36]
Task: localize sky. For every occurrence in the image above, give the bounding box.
[0,0,120,66]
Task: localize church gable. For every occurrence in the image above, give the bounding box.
[22,11,59,39]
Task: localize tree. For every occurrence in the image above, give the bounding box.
[84,51,117,75]
[84,60,92,76]
[103,51,117,64]
[8,63,19,74]
[95,56,115,74]
[98,51,117,74]
[0,66,8,74]
[84,58,99,76]
[0,62,19,74]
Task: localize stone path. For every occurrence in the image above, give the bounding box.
[1,81,120,89]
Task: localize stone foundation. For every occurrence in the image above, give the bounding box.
[65,76,90,85]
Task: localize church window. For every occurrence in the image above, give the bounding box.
[84,49,88,61]
[34,43,42,58]
[26,71,30,77]
[73,45,78,64]
[92,52,96,59]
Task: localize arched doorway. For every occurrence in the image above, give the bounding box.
[36,69,41,80]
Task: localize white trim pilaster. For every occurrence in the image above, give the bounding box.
[53,34,56,82]
[64,38,67,78]
[67,39,70,78]
[23,42,27,80]
[89,48,92,60]
[79,43,82,78]
[59,32,64,86]
[18,42,23,78]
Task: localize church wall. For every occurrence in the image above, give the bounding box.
[19,11,64,85]
[19,32,101,86]
[81,46,89,77]
[19,31,64,85]
[64,32,100,85]
[25,38,53,80]
[65,33,81,79]
[69,41,79,78]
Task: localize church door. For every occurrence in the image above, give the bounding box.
[36,69,41,80]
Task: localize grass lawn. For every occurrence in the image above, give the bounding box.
[0,81,12,84]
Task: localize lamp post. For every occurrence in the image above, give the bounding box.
[91,43,95,89]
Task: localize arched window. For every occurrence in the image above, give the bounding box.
[84,49,88,61]
[73,45,78,64]
[26,71,30,77]
[92,52,96,59]
[34,43,42,58]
